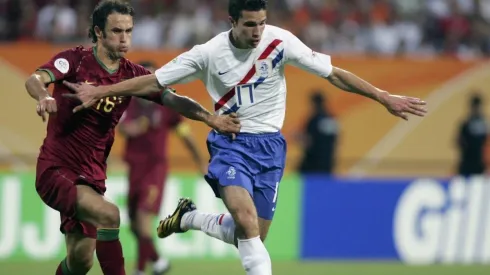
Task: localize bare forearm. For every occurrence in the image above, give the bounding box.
[103,74,162,97]
[162,92,212,125]
[327,67,388,103]
[25,74,50,100]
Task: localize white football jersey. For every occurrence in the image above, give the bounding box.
[155,25,333,133]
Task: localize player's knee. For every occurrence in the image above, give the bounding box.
[133,210,153,238]
[136,222,152,238]
[97,203,120,228]
[231,208,259,237]
[67,249,94,274]
[131,219,151,238]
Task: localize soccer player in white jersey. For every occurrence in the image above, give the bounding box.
[64,0,427,274]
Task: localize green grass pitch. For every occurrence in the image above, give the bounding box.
[1,260,489,275]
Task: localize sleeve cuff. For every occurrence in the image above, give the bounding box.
[36,69,56,82]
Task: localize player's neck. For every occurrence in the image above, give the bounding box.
[229,30,249,50]
[93,45,120,72]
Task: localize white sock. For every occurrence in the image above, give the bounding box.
[181,211,235,245]
[238,236,272,275]
[153,257,170,272]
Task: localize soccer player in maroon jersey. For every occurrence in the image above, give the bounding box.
[119,61,206,275]
[24,1,240,275]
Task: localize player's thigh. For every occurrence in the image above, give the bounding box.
[218,185,259,237]
[253,167,284,241]
[253,168,283,221]
[131,164,166,235]
[75,184,120,228]
[65,230,96,274]
[35,162,118,229]
[35,163,80,219]
[129,162,166,211]
[137,165,166,215]
[134,184,163,236]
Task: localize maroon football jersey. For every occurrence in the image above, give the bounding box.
[37,46,163,181]
[121,98,182,165]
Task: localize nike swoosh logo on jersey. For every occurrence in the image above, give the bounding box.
[218,70,230,75]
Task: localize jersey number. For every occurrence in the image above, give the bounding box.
[95,96,123,113]
[235,84,255,107]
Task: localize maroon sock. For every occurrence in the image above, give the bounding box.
[147,238,159,262]
[55,265,62,275]
[137,237,159,271]
[55,258,72,275]
[96,228,125,275]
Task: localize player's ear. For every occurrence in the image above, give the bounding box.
[228,16,236,27]
[94,26,103,40]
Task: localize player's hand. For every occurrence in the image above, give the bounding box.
[206,112,241,139]
[36,95,57,122]
[381,93,427,120]
[62,81,105,113]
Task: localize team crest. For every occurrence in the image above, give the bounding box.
[54,58,69,74]
[226,166,236,179]
[255,59,272,78]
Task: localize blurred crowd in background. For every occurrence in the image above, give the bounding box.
[1,0,490,59]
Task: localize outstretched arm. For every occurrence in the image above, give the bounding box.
[326,67,427,120]
[62,45,205,105]
[63,82,241,136]
[61,73,162,106]
[326,67,386,102]
[284,30,427,120]
[160,89,211,124]
[98,74,161,98]
[161,91,241,138]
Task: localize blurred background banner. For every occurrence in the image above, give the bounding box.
[3,171,489,264]
[301,175,490,264]
[0,172,300,261]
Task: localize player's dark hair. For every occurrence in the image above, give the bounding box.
[228,0,267,22]
[311,91,326,112]
[471,94,482,108]
[89,0,135,43]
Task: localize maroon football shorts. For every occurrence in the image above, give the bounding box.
[35,159,106,238]
[127,161,168,220]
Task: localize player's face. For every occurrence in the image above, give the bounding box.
[99,13,133,59]
[232,10,267,48]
